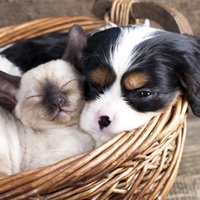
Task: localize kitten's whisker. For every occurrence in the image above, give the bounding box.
[62,108,77,113]
[67,99,85,103]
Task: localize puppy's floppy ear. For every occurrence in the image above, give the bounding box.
[63,24,87,73]
[0,70,21,112]
[185,69,200,117]
[176,36,200,117]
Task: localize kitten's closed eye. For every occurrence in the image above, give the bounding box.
[25,94,43,100]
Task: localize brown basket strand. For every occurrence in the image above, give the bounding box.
[0,16,105,47]
[108,0,193,34]
[0,0,193,199]
[161,123,186,198]
[152,124,186,199]
[111,0,135,25]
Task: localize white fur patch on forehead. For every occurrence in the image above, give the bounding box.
[110,26,158,76]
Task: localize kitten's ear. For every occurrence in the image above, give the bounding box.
[62,24,87,73]
[0,71,21,112]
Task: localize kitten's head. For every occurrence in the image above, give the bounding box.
[0,25,87,131]
[14,60,83,130]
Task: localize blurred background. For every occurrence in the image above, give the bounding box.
[0,0,199,199]
[0,0,200,36]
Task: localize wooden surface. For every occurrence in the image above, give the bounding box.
[167,115,200,200]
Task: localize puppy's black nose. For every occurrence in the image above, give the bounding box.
[98,115,111,130]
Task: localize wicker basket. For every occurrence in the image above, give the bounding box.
[0,0,193,199]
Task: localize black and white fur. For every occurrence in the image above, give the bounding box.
[73,25,200,146]
[0,33,68,76]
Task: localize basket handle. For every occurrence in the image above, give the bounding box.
[92,0,193,35]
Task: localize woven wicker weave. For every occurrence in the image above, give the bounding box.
[0,0,193,199]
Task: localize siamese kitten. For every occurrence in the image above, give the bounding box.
[0,60,94,176]
[0,26,94,177]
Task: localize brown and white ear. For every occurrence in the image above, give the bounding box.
[0,70,21,112]
[62,24,87,73]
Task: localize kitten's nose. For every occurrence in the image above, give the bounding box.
[98,115,111,130]
[52,95,65,108]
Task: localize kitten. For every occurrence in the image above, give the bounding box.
[0,26,94,177]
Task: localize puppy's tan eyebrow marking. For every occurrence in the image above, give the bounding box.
[123,72,150,90]
[90,67,115,86]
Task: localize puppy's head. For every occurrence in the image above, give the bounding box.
[71,25,200,137]
[14,60,83,130]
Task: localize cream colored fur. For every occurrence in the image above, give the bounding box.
[0,60,94,176]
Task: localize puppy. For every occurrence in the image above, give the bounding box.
[67,25,200,146]
[0,26,94,176]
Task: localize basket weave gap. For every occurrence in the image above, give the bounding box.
[50,179,108,200]
[53,167,133,200]
[124,167,147,200]
[132,109,172,157]
[149,128,183,199]
[157,98,187,141]
[138,147,171,198]
[160,121,187,197]
[97,182,119,200]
